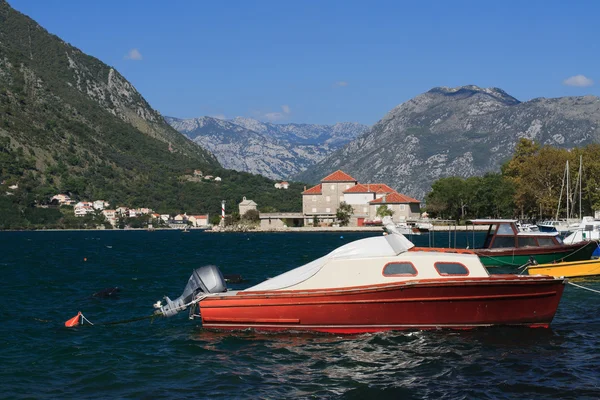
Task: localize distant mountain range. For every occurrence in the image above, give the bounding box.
[296,85,600,200]
[166,116,368,180]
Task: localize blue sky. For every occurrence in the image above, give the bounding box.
[8,0,600,125]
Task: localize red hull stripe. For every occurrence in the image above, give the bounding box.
[202,290,559,309]
[201,322,551,333]
[233,277,563,297]
[203,317,300,323]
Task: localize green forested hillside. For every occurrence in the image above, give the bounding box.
[0,1,301,229]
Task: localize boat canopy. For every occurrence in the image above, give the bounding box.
[468,219,518,224]
[246,219,414,292]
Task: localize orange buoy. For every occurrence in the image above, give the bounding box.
[65,311,82,327]
[84,258,87,262]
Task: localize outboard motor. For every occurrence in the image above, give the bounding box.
[158,265,227,317]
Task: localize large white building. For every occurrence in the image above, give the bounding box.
[302,170,420,226]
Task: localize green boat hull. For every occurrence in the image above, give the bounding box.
[476,241,598,268]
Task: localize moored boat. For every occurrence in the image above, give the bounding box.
[469,219,597,267]
[155,220,567,333]
[527,259,600,278]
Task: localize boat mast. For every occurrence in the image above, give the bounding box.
[579,155,582,219]
[555,162,567,221]
[566,159,569,221]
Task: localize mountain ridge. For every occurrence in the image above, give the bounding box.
[296,85,600,200]
[166,116,368,179]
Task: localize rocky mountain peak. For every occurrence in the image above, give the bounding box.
[296,86,600,200]
[428,85,520,105]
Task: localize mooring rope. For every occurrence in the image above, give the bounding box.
[568,281,600,295]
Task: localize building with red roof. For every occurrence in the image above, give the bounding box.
[301,170,420,226]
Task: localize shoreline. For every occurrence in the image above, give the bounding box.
[0,225,490,233]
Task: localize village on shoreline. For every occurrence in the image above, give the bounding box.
[8,170,494,234]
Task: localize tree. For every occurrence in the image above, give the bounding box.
[336,202,353,226]
[376,205,394,218]
[242,209,260,223]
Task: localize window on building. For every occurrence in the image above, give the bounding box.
[383,262,417,276]
[331,185,335,190]
[326,208,331,213]
[339,196,344,202]
[400,204,406,211]
[312,208,317,213]
[326,196,331,202]
[363,207,368,213]
[345,184,350,189]
[434,262,469,275]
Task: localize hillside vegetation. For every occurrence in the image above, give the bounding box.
[0,1,301,228]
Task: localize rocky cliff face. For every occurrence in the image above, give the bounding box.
[296,85,600,200]
[166,116,368,179]
[0,0,217,165]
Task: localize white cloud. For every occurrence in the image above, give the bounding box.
[124,48,143,61]
[334,81,349,87]
[563,74,593,87]
[263,105,291,122]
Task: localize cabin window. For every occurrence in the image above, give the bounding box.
[537,237,554,246]
[434,262,469,276]
[400,204,406,211]
[383,262,417,276]
[311,208,317,213]
[491,237,515,248]
[517,237,538,247]
[330,185,335,190]
[496,224,514,235]
[326,208,331,213]
[326,196,331,202]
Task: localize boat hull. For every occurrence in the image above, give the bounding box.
[475,240,597,267]
[528,259,600,278]
[198,276,565,334]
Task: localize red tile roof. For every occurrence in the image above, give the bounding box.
[302,184,322,195]
[369,192,420,204]
[321,170,357,182]
[343,183,396,194]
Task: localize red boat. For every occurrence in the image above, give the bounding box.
[156,221,566,334]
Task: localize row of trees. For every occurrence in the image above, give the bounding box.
[425,139,600,220]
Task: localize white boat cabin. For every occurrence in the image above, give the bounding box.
[246,223,489,292]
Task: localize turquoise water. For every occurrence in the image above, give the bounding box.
[1,230,599,399]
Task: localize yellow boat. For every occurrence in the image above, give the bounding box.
[528,259,600,278]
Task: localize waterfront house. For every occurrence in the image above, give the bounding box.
[214,177,222,182]
[74,205,94,217]
[160,214,170,223]
[189,215,209,227]
[368,192,420,221]
[102,210,117,226]
[116,207,129,216]
[51,194,74,206]
[93,200,109,210]
[174,214,188,222]
[302,170,358,225]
